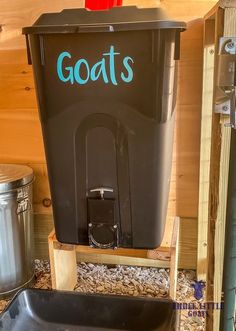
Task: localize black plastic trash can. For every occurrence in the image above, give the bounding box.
[23,7,185,249]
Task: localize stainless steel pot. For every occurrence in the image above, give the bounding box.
[0,164,34,298]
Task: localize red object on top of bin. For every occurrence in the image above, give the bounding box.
[85,0,123,10]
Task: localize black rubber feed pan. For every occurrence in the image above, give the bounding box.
[0,289,178,330]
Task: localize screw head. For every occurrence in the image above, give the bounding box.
[113,224,118,229]
[227,42,235,49]
[222,105,229,112]
[42,198,52,207]
[88,223,92,228]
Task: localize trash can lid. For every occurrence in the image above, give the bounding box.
[0,164,34,193]
[22,6,186,35]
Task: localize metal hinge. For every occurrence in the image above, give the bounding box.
[215,37,236,128]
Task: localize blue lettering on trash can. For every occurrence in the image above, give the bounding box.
[74,59,90,85]
[57,51,74,84]
[121,56,134,83]
[56,46,134,85]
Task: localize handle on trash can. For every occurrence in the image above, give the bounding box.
[78,25,114,33]
[174,30,181,60]
[90,187,114,199]
[25,35,32,65]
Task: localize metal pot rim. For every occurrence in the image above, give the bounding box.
[0,164,34,193]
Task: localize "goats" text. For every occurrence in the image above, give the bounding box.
[56,46,134,86]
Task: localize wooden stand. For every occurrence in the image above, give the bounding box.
[48,217,180,300]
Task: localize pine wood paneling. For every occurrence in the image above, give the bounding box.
[0,110,45,162]
[0,0,218,266]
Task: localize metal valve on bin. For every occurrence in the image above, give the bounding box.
[87,187,119,249]
[90,187,114,199]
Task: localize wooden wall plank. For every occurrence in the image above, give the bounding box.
[169,217,180,300]
[204,7,224,331]
[179,218,198,269]
[162,1,218,22]
[197,18,216,281]
[30,163,52,215]
[176,105,201,217]
[77,250,170,268]
[0,0,85,50]
[200,4,234,331]
[213,118,231,331]
[34,214,54,259]
[212,7,236,331]
[0,60,37,110]
[0,110,45,162]
[175,20,203,218]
